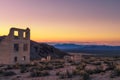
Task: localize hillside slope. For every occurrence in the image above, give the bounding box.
[30,41,68,60]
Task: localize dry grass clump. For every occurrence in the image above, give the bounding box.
[110,64,120,78]
[30,71,50,77]
[0,69,16,77]
[56,70,73,79]
[72,70,91,80]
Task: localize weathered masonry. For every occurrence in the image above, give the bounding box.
[0,28,30,64]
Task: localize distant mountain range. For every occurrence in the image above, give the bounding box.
[53,43,120,56]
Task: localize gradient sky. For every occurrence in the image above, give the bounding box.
[0,0,120,45]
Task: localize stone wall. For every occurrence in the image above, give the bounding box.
[0,28,30,64]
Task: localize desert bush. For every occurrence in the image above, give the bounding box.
[103,61,111,65]
[40,61,64,70]
[3,71,16,76]
[58,70,73,79]
[0,64,4,67]
[86,68,102,74]
[90,62,101,65]
[67,60,73,63]
[30,71,49,77]
[0,70,4,75]
[66,70,73,78]
[110,65,120,78]
[59,73,65,79]
[56,72,60,76]
[76,63,86,70]
[44,64,53,70]
[72,69,91,80]
[30,66,43,72]
[20,64,34,68]
[82,72,91,80]
[72,70,81,75]
[5,65,14,70]
[59,73,72,79]
[106,62,115,71]
[4,64,20,70]
[13,63,21,69]
[71,62,76,65]
[20,66,28,73]
[54,65,64,69]
[78,70,91,80]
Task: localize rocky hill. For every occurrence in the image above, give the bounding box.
[30,41,68,60]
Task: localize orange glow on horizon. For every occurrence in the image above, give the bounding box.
[0,0,120,46]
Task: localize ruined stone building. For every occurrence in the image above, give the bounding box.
[0,28,30,64]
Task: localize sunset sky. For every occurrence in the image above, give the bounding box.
[0,0,120,45]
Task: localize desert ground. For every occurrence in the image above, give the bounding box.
[0,53,120,80]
